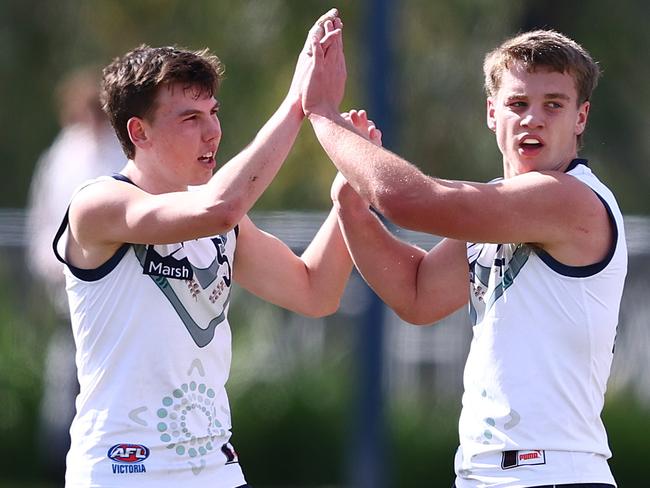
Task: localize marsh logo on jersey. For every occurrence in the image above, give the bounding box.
[108,443,149,474]
[134,235,234,348]
[143,245,193,280]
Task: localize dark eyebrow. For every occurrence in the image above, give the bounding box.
[544,93,571,101]
[178,101,220,118]
[505,94,527,101]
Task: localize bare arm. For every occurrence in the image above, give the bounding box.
[308,115,610,266]
[337,196,469,325]
[330,111,468,325]
[68,96,307,267]
[67,10,345,268]
[233,210,352,318]
[302,34,610,266]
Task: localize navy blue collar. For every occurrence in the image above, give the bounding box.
[565,158,588,172]
[112,173,137,186]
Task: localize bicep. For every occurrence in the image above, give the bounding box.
[403,237,469,325]
[70,181,231,247]
[385,171,601,248]
[233,216,310,307]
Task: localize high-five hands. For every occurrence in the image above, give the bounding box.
[288,9,344,116]
[302,10,346,118]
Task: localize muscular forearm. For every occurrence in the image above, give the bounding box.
[299,206,354,316]
[335,201,426,321]
[204,99,304,227]
[309,112,427,220]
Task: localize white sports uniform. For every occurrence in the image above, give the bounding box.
[454,160,627,488]
[54,176,247,488]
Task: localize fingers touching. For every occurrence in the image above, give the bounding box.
[306,8,341,56]
[342,109,383,146]
[320,17,343,53]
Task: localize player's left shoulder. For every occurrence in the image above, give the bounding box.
[537,169,614,266]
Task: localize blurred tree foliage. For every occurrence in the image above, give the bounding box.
[0,0,648,213]
[392,0,650,214]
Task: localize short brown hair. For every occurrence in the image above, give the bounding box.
[101,45,225,159]
[483,30,601,105]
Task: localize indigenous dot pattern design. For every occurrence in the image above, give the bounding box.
[471,389,521,446]
[127,358,232,476]
[157,380,228,460]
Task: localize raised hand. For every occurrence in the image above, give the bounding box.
[287,9,343,115]
[302,11,346,118]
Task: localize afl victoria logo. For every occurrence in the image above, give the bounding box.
[108,443,150,463]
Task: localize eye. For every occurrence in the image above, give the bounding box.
[508,100,527,108]
[546,101,562,109]
[183,115,197,122]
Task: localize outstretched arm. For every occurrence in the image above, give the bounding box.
[331,111,468,325]
[204,9,345,235]
[302,29,611,267]
[68,10,345,270]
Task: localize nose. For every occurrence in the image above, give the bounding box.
[520,107,544,129]
[203,115,221,143]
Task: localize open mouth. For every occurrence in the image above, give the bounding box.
[518,137,544,153]
[198,151,215,164]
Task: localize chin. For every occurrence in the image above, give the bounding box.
[513,153,548,172]
[191,172,213,186]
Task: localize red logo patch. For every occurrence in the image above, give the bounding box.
[107,443,150,463]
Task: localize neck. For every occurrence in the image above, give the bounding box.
[123,159,188,194]
[502,154,578,179]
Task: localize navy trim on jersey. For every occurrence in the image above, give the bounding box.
[52,208,70,266]
[534,193,618,278]
[111,172,134,184]
[64,240,131,282]
[565,158,589,172]
[53,213,130,282]
[52,174,134,282]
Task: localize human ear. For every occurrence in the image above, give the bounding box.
[575,101,590,136]
[486,97,497,132]
[127,117,152,150]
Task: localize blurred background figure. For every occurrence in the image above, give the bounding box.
[25,65,126,481]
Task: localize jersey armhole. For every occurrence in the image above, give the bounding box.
[535,192,618,278]
[51,173,135,281]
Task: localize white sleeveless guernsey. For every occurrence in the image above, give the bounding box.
[54,176,247,488]
[454,160,627,487]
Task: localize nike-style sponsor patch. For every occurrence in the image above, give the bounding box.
[501,449,546,469]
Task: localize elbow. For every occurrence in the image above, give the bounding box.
[395,308,433,327]
[204,197,245,234]
[370,178,441,232]
[393,302,439,326]
[372,187,416,229]
[301,298,341,319]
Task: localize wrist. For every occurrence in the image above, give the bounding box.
[306,105,341,123]
[282,94,305,121]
